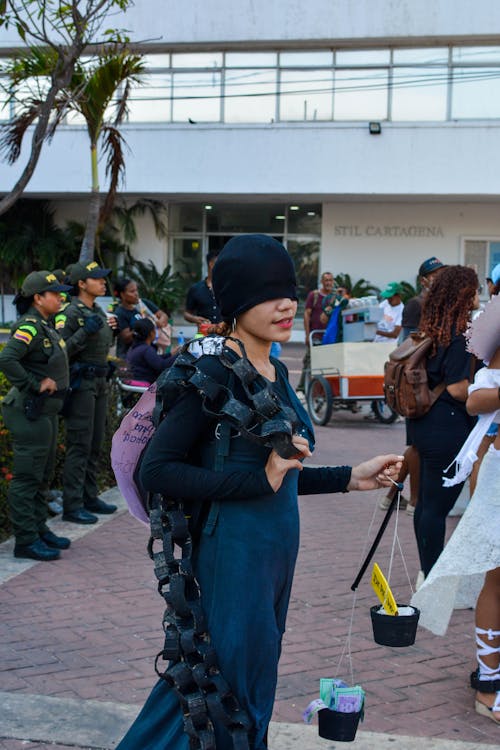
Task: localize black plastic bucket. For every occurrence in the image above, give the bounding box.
[370,604,420,647]
[318,707,361,742]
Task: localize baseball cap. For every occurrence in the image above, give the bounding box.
[21,270,72,297]
[418,257,445,277]
[380,282,402,299]
[69,261,111,284]
[51,268,67,284]
[491,263,500,286]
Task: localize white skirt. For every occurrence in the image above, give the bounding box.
[411,445,500,636]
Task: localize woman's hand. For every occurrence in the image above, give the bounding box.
[39,377,57,394]
[106,314,118,330]
[265,435,312,492]
[347,454,404,491]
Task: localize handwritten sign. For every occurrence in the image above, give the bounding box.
[111,384,157,525]
[371,563,398,616]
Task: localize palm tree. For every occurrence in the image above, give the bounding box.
[334,273,380,298]
[69,52,146,261]
[1,46,146,262]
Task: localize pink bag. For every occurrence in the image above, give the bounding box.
[111,383,157,524]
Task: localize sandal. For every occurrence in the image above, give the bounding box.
[475,691,500,724]
[473,627,500,719]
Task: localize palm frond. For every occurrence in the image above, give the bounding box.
[98,124,127,229]
[8,46,59,85]
[398,280,418,303]
[121,256,184,314]
[0,103,42,163]
[76,52,145,142]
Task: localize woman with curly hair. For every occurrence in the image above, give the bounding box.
[410,265,479,581]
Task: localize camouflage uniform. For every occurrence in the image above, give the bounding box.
[55,296,113,514]
[0,308,69,545]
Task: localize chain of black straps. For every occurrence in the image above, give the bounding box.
[146,337,300,750]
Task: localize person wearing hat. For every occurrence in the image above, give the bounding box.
[401,256,445,339]
[373,281,404,342]
[116,234,404,750]
[0,271,72,560]
[55,261,118,523]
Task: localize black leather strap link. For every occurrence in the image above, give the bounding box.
[149,493,253,750]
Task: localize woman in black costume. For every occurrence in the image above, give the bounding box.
[117,235,403,750]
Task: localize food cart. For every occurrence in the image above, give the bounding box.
[306,301,398,425]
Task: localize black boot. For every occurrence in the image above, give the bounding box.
[62,508,98,524]
[41,530,71,549]
[14,538,60,561]
[84,497,117,514]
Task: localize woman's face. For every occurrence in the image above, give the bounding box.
[121,282,139,306]
[236,298,298,344]
[81,276,107,298]
[36,291,62,317]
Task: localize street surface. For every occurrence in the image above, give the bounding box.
[0,344,497,748]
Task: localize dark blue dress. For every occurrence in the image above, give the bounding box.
[117,353,351,750]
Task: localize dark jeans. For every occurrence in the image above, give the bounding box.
[411,400,475,577]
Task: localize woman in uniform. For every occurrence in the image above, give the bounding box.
[55,261,117,523]
[116,235,403,750]
[0,271,72,561]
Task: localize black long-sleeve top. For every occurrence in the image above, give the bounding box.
[140,353,352,504]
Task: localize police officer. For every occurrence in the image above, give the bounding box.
[55,261,118,523]
[0,271,72,561]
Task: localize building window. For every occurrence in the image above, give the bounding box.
[334,68,389,120]
[223,68,276,123]
[464,238,500,295]
[172,71,222,122]
[9,43,500,127]
[169,203,322,310]
[279,69,333,121]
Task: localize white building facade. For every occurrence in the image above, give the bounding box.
[1,0,500,304]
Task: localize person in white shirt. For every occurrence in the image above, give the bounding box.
[374,282,404,342]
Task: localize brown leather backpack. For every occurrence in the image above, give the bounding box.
[383,333,445,418]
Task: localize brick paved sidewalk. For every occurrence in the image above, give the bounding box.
[0,344,498,747]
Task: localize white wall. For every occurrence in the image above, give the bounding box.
[3,121,500,200]
[104,1,500,46]
[1,1,499,49]
[322,202,500,288]
[53,200,167,273]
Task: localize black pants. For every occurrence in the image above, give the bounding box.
[411,400,475,577]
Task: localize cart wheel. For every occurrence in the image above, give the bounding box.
[307,376,333,426]
[371,399,398,424]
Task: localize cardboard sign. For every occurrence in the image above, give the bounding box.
[111,384,157,525]
[371,562,398,616]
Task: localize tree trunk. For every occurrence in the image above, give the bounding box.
[0,38,87,217]
[79,142,100,263]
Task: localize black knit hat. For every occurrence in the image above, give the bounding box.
[212,234,297,320]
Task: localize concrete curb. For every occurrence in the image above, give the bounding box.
[0,691,495,750]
